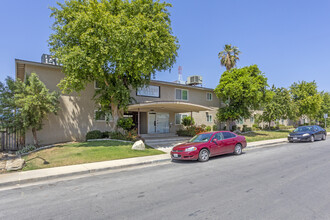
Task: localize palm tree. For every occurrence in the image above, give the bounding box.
[218,44,241,71]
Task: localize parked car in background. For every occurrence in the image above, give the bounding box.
[171,131,247,162]
[288,125,327,142]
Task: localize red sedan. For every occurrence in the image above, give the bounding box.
[171,131,247,162]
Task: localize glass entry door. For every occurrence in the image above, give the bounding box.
[148,112,170,134]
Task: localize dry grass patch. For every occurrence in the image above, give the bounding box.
[242,130,291,143]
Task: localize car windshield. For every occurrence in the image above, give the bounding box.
[293,126,313,132]
[189,133,213,143]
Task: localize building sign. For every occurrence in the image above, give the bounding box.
[137,85,160,98]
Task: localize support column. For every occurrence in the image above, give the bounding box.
[138,108,140,135]
[190,111,193,125]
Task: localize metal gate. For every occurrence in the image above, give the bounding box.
[0,129,23,151]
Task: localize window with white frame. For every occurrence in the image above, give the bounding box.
[206,112,213,122]
[175,89,188,101]
[94,110,113,122]
[238,117,244,124]
[250,117,254,123]
[94,81,101,89]
[175,113,188,125]
[206,92,212,101]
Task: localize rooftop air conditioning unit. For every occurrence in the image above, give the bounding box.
[41,54,59,66]
[187,75,202,86]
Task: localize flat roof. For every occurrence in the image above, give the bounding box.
[15,59,215,91]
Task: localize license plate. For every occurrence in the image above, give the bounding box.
[173,154,178,157]
[293,137,298,140]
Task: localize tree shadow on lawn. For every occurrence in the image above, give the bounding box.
[26,156,50,165]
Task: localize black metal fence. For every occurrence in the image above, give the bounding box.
[0,129,24,151]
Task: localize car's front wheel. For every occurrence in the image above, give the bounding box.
[234,144,242,155]
[198,149,210,162]
[310,135,315,142]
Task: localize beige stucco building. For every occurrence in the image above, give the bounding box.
[15,58,294,145]
[16,59,221,145]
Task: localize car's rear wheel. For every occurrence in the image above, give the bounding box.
[322,134,326,140]
[234,144,242,155]
[198,149,209,162]
[310,135,315,142]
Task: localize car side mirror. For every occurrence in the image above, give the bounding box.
[213,138,218,144]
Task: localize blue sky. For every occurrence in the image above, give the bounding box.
[0,0,329,92]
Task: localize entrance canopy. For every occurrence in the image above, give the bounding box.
[128,101,212,113]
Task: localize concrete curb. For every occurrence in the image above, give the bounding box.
[246,139,288,149]
[0,155,171,188]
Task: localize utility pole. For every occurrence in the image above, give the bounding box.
[324,113,328,128]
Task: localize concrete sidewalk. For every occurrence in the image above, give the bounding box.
[0,137,301,187]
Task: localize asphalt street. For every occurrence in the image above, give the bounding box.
[0,139,330,220]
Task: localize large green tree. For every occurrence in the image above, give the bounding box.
[290,81,322,123]
[49,0,179,129]
[0,78,24,133]
[214,65,268,130]
[262,86,296,128]
[218,44,241,71]
[0,74,59,147]
[15,73,60,146]
[316,91,330,127]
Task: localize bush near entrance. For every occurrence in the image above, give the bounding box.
[176,125,207,137]
[86,129,139,142]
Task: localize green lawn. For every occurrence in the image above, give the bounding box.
[242,130,291,143]
[326,127,330,132]
[22,140,164,171]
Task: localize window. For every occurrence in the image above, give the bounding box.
[206,112,212,122]
[94,110,113,122]
[250,117,254,123]
[206,92,212,101]
[211,133,223,141]
[222,132,236,139]
[94,81,101,89]
[238,118,244,125]
[175,113,188,125]
[175,89,188,101]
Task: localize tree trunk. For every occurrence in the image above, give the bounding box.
[110,101,124,132]
[269,122,271,130]
[32,127,39,147]
[226,120,231,131]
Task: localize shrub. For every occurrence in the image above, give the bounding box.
[109,129,138,142]
[206,126,211,132]
[108,131,126,140]
[117,117,135,131]
[245,127,252,132]
[16,145,37,155]
[102,131,110,138]
[86,130,103,140]
[213,124,218,131]
[278,125,294,130]
[231,125,237,132]
[182,116,195,126]
[176,125,206,137]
